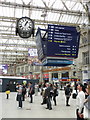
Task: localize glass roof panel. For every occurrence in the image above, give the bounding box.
[50,0,64,9]
[0,0,89,64]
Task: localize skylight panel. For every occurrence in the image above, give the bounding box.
[33,0,45,7]
[31,10,43,20]
[52,0,64,9]
[15,8,29,18]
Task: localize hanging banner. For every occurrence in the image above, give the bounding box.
[0,79,2,85]
[28,48,41,65]
[0,64,8,74]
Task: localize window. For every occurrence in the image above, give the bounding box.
[25,65,28,73]
[35,66,40,72]
[21,66,24,73]
[82,37,88,44]
[52,73,58,79]
[73,71,76,76]
[62,72,69,78]
[16,67,20,74]
[83,51,89,65]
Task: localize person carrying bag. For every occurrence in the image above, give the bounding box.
[5,84,10,99]
[16,85,23,108]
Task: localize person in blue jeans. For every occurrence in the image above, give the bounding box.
[29,82,34,103]
[16,84,23,108]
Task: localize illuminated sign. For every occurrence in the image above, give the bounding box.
[42,58,73,66]
[47,24,80,58]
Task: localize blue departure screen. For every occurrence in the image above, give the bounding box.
[35,28,44,60]
[47,24,80,58]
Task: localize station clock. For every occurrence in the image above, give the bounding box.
[16,17,34,38]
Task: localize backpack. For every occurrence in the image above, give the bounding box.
[84,96,90,110]
[65,88,70,95]
[56,90,59,96]
[84,102,90,110]
[31,87,35,95]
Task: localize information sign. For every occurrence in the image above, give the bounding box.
[47,24,80,58]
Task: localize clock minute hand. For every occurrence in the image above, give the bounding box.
[24,21,28,26]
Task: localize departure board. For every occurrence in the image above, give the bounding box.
[47,24,80,58]
[35,28,44,60]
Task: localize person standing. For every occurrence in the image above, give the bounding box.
[5,83,10,99]
[83,84,90,119]
[35,83,38,96]
[41,83,47,105]
[29,82,35,103]
[22,84,26,101]
[76,83,85,120]
[65,84,71,106]
[16,84,23,108]
[44,83,52,110]
[53,85,58,106]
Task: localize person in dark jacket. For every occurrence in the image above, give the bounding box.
[29,82,35,103]
[5,84,10,99]
[53,85,58,106]
[44,83,52,110]
[41,83,47,105]
[22,84,26,101]
[65,84,71,106]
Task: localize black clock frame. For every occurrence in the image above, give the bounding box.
[16,17,34,38]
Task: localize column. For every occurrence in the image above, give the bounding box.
[87,2,90,80]
[49,72,52,83]
[40,66,43,83]
[58,72,61,79]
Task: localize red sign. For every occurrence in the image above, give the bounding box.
[43,74,49,78]
[59,79,80,82]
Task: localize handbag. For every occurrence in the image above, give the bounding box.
[6,90,10,94]
[84,102,90,110]
[16,94,23,101]
[56,90,59,96]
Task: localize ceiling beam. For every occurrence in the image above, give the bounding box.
[1,43,35,48]
[0,1,83,16]
[1,49,28,53]
[0,16,81,27]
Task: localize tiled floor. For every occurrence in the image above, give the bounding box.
[1,90,77,118]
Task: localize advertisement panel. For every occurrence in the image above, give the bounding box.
[28,48,41,65]
[28,48,38,57]
[0,64,8,74]
[0,79,2,85]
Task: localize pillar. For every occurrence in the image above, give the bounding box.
[49,72,52,83]
[40,66,43,83]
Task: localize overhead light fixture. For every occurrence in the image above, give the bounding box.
[41,13,47,17]
[41,10,47,17]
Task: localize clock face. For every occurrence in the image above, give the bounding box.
[16,17,34,38]
[18,17,34,32]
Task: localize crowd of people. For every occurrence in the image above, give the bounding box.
[5,81,90,120]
